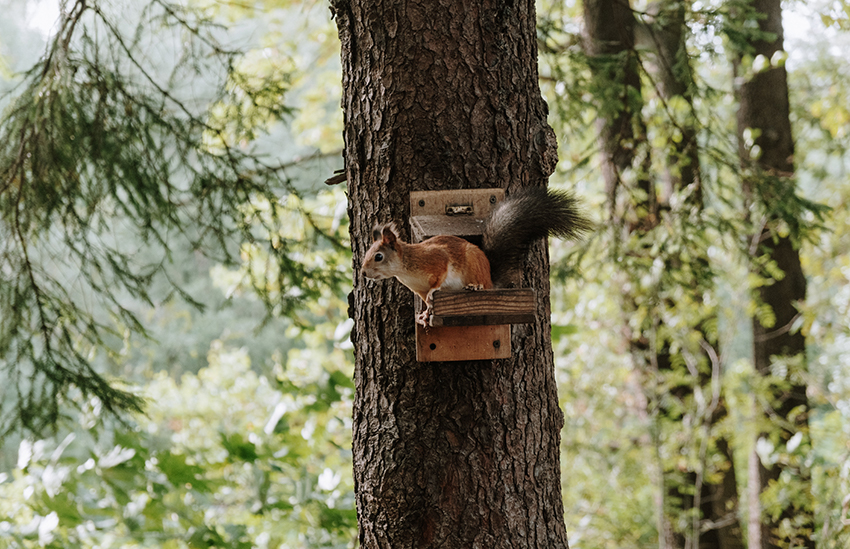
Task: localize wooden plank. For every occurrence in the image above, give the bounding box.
[410,188,504,219]
[429,288,536,326]
[415,324,511,362]
[431,289,535,315]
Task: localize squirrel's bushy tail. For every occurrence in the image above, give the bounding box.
[482,187,591,286]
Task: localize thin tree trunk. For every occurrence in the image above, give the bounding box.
[734,0,814,547]
[332,1,569,547]
[641,0,700,204]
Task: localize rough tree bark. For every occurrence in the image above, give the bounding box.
[331,1,569,547]
[734,1,814,547]
[584,1,744,547]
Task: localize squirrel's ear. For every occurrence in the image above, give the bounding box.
[381,224,398,248]
[372,225,383,242]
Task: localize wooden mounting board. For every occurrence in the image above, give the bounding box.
[410,188,504,219]
[415,323,511,362]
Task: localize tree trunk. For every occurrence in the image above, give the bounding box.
[734,1,814,548]
[641,0,700,204]
[332,1,569,547]
[582,0,653,224]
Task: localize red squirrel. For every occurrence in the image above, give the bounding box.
[361,188,591,325]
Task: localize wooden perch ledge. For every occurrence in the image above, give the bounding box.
[428,288,536,327]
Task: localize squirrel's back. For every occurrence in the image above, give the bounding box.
[482,187,591,286]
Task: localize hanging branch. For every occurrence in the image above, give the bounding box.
[0,0,346,436]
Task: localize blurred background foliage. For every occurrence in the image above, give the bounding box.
[0,0,849,547]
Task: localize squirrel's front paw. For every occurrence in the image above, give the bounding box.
[416,310,431,326]
[464,283,484,291]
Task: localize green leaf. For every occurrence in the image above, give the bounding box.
[551,324,579,341]
[220,432,259,462]
[41,491,83,528]
[157,452,208,491]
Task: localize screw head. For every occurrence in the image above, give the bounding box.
[419,200,425,207]
[493,340,500,349]
[429,343,436,350]
[489,195,497,204]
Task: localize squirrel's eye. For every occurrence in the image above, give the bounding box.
[375,252,384,262]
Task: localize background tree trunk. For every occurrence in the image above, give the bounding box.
[734,1,814,547]
[332,1,569,547]
[642,0,700,204]
[582,0,652,222]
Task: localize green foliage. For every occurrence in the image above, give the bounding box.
[790,29,850,542]
[552,267,659,546]
[543,0,850,546]
[0,339,356,548]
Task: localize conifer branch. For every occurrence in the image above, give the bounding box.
[0,0,347,436]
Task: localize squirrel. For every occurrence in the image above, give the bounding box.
[361,187,591,326]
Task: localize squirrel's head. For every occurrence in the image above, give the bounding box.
[362,223,403,281]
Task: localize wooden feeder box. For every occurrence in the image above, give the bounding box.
[410,189,537,362]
